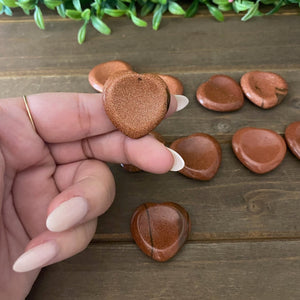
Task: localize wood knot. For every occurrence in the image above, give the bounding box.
[212,118,232,133]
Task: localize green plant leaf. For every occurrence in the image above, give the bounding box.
[22,7,30,14]
[34,5,45,29]
[131,14,147,27]
[77,22,87,44]
[218,3,233,11]
[233,0,254,12]
[66,9,82,19]
[91,15,111,34]
[130,13,147,27]
[212,0,230,5]
[81,8,91,20]
[159,0,167,4]
[16,0,35,10]
[72,0,81,11]
[4,5,12,15]
[140,1,155,16]
[44,0,62,10]
[116,0,128,10]
[0,2,3,11]
[185,0,199,18]
[265,0,284,14]
[104,8,127,17]
[152,4,165,30]
[1,0,18,8]
[206,3,224,21]
[168,1,185,15]
[56,3,66,17]
[241,0,260,21]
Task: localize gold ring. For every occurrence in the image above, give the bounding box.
[23,95,36,131]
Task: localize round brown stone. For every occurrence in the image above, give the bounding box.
[158,74,184,95]
[285,121,300,159]
[103,71,170,139]
[232,127,287,174]
[240,71,288,109]
[196,75,244,112]
[88,60,132,92]
[170,133,222,180]
[130,202,191,262]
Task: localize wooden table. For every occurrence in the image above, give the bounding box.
[1,8,300,299]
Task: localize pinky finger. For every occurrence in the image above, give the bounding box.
[13,219,97,273]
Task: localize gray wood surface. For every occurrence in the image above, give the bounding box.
[0,9,299,300]
[28,241,300,300]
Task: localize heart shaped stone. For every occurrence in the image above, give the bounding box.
[131,202,191,262]
[158,74,184,95]
[240,71,288,109]
[170,133,222,180]
[232,127,286,174]
[103,71,170,139]
[285,121,300,159]
[196,75,244,112]
[88,60,132,92]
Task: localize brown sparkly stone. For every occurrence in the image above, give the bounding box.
[196,75,244,112]
[103,71,170,139]
[88,60,132,92]
[131,202,191,262]
[121,131,166,172]
[158,74,184,95]
[170,133,222,180]
[285,121,300,159]
[240,71,288,109]
[232,127,286,174]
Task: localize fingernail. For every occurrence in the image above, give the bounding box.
[13,240,58,273]
[167,148,185,171]
[174,95,189,111]
[46,197,88,232]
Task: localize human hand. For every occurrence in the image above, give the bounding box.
[0,92,186,299]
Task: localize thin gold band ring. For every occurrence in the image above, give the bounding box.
[23,95,36,131]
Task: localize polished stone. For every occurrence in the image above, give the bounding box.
[103,71,170,139]
[196,75,244,112]
[240,71,288,109]
[232,127,286,174]
[88,60,132,92]
[170,133,222,180]
[158,74,184,95]
[131,202,191,262]
[285,121,300,159]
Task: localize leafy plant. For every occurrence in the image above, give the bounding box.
[0,0,299,43]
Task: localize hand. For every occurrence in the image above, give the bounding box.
[0,92,185,299]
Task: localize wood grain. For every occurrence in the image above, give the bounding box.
[27,241,300,300]
[1,11,300,300]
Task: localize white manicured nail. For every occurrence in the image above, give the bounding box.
[46,197,88,232]
[13,240,58,273]
[174,95,189,111]
[167,148,185,171]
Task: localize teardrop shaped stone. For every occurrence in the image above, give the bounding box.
[240,71,288,109]
[170,133,222,180]
[88,60,132,92]
[131,202,191,262]
[158,74,184,95]
[285,121,300,159]
[103,71,170,139]
[196,75,244,112]
[232,127,286,174]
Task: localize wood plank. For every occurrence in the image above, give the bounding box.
[0,15,300,76]
[27,240,300,299]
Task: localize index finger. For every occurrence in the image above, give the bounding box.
[23,92,182,143]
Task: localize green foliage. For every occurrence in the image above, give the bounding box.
[0,0,299,43]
